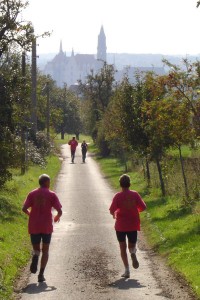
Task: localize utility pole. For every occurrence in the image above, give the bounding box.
[46,81,50,141]
[31,37,37,136]
[21,51,26,175]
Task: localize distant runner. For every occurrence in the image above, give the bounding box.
[109,174,146,278]
[81,140,88,163]
[22,174,62,282]
[68,136,78,163]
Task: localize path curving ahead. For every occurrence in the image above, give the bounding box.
[20,144,192,300]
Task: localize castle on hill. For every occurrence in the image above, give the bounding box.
[44,26,165,87]
[44,26,107,87]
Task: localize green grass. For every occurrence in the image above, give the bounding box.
[90,147,200,299]
[168,145,200,158]
[0,155,61,299]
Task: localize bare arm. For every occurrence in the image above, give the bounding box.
[54,208,62,222]
[22,205,30,216]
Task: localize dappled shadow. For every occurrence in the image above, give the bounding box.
[168,223,200,249]
[108,278,145,290]
[0,196,19,223]
[151,222,200,252]
[103,174,119,180]
[145,197,168,210]
[153,206,192,223]
[22,282,57,294]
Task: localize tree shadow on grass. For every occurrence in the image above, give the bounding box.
[22,282,57,294]
[152,206,192,223]
[0,196,19,222]
[108,278,146,290]
[153,223,200,251]
[169,223,200,248]
[145,197,168,209]
[103,174,120,180]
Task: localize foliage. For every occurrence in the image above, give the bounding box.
[0,0,34,58]
[100,60,200,199]
[80,63,116,155]
[50,84,82,138]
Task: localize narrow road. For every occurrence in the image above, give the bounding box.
[20,144,191,300]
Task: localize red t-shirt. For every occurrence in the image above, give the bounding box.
[109,190,146,232]
[24,188,62,234]
[68,140,78,150]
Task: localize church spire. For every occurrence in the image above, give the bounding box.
[97,26,107,62]
[59,40,63,53]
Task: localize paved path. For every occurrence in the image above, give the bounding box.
[21,144,168,300]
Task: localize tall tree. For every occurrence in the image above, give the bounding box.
[80,63,115,155]
[0,0,35,58]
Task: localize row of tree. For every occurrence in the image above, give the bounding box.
[80,60,200,200]
[0,0,82,186]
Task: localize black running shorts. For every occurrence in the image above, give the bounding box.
[116,231,138,244]
[30,233,52,245]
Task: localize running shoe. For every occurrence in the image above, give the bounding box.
[121,270,130,278]
[38,274,46,282]
[131,253,139,269]
[30,254,39,274]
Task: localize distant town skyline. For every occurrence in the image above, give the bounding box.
[24,0,200,55]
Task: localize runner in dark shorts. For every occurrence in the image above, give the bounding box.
[81,140,88,163]
[22,174,62,282]
[109,174,146,278]
[68,137,78,163]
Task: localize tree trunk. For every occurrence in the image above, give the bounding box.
[155,156,166,196]
[46,82,50,141]
[21,52,26,175]
[61,129,65,140]
[146,158,151,186]
[21,129,26,175]
[178,145,189,199]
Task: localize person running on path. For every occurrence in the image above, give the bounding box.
[109,174,146,278]
[81,140,88,163]
[68,136,78,163]
[22,174,62,283]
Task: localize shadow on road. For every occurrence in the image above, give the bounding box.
[108,278,146,290]
[22,282,57,295]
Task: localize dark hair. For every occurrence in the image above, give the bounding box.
[119,174,130,188]
[39,174,50,186]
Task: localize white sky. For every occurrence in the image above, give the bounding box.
[23,0,200,55]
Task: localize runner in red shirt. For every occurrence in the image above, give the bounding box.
[22,174,62,282]
[109,174,146,278]
[68,136,78,163]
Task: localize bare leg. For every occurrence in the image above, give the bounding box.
[128,242,136,253]
[128,241,139,269]
[32,243,40,253]
[119,241,129,268]
[38,243,50,282]
[30,244,40,274]
[40,243,50,271]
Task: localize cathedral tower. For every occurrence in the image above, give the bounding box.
[97,26,107,62]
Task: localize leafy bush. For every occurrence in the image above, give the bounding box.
[34,131,51,156]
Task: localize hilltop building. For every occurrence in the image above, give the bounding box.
[44,26,107,87]
[44,26,165,88]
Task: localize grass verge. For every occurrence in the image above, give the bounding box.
[0,155,61,299]
[90,149,200,299]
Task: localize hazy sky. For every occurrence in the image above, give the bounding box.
[24,0,200,55]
